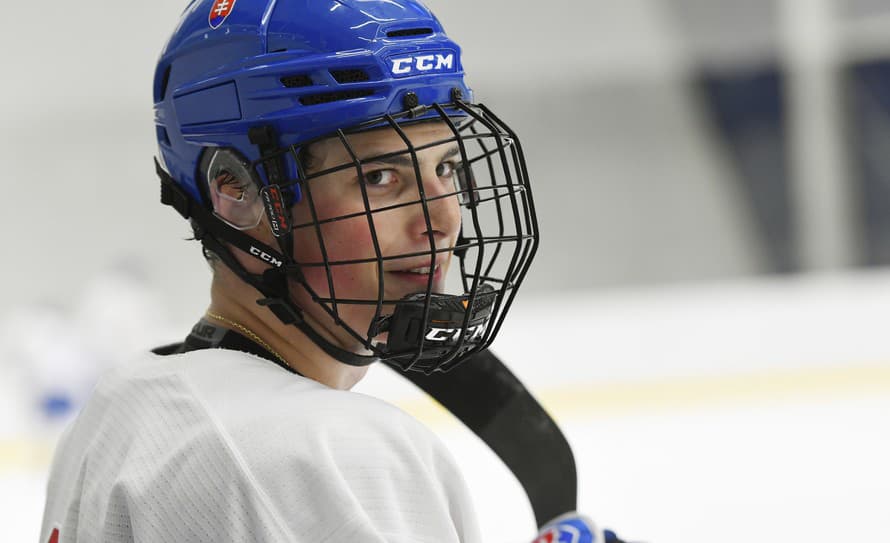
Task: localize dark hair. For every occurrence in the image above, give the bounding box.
[297,144,319,175]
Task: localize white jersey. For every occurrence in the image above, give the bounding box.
[40,348,481,542]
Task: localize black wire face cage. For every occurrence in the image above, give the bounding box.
[251,101,538,373]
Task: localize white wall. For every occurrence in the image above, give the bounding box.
[0,0,765,318]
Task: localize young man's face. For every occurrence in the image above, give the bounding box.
[289,120,463,350]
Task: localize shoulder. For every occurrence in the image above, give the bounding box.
[52,348,480,541]
[225,387,477,542]
[45,349,302,541]
[97,348,436,452]
[195,355,452,471]
[168,351,478,541]
[110,348,456,481]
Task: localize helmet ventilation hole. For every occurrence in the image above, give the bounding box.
[386,28,433,38]
[280,74,314,88]
[330,69,370,84]
[156,65,172,102]
[299,89,375,106]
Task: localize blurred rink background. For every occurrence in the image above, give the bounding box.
[2,0,890,541]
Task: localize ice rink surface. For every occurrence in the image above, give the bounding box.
[440,396,890,543]
[4,271,890,542]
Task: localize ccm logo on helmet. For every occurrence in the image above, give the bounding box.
[250,246,283,267]
[388,53,455,77]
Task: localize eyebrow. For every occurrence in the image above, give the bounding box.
[360,146,460,167]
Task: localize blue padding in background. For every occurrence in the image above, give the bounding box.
[845,60,890,266]
[697,67,795,273]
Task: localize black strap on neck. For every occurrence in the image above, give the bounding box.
[153,317,300,376]
[156,158,378,368]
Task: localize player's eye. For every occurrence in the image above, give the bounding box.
[363,169,398,186]
[436,161,456,179]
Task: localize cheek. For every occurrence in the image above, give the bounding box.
[291,195,410,297]
[293,204,379,296]
[293,197,406,260]
[294,211,375,261]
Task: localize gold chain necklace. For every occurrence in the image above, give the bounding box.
[204,311,290,369]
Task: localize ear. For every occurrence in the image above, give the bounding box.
[207,170,264,230]
[209,172,243,210]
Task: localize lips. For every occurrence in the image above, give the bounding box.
[394,264,439,275]
[385,254,448,274]
[388,265,442,283]
[385,256,447,290]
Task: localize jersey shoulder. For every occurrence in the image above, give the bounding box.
[42,349,297,542]
[180,349,480,542]
[44,348,480,542]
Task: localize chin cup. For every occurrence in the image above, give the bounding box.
[375,283,497,371]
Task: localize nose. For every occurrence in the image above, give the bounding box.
[408,164,462,247]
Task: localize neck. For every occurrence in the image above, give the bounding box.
[207,269,369,390]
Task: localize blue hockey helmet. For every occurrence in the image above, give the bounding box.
[154,0,471,205]
[153,0,538,373]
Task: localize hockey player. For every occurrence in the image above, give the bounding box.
[40,1,617,541]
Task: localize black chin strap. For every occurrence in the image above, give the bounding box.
[156,158,378,367]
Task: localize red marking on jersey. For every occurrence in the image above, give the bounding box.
[533,530,556,543]
[47,527,60,543]
[209,0,237,29]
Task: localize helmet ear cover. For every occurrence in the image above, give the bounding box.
[199,147,267,231]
